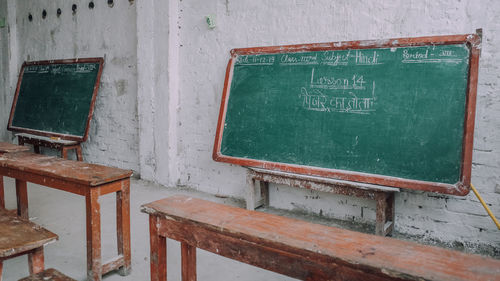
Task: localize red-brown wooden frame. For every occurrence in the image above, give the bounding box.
[213,31,482,196]
[7,57,104,142]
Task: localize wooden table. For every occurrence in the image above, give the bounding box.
[0,142,30,209]
[0,208,58,280]
[0,151,132,281]
[142,195,500,281]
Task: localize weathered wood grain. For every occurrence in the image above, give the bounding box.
[0,208,57,258]
[142,195,500,281]
[0,152,132,186]
[18,268,76,281]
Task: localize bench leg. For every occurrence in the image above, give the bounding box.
[62,147,69,159]
[28,247,44,274]
[375,192,395,236]
[0,177,4,209]
[149,216,167,281]
[246,173,257,210]
[181,243,196,281]
[33,145,40,154]
[16,180,29,219]
[76,146,83,161]
[86,189,102,281]
[116,180,131,275]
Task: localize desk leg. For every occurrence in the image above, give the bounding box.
[0,177,4,209]
[16,180,29,219]
[149,215,166,281]
[117,180,131,275]
[181,243,197,281]
[86,188,102,281]
[28,246,44,274]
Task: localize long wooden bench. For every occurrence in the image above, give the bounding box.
[142,195,500,281]
[0,151,132,281]
[0,208,58,281]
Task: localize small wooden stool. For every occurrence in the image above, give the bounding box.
[19,268,76,281]
[0,208,58,280]
[17,133,83,161]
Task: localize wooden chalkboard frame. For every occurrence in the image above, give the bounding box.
[7,57,104,142]
[213,32,482,196]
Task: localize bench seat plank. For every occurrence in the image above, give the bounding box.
[142,195,500,281]
[0,208,57,258]
[0,152,132,186]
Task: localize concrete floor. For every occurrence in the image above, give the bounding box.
[1,177,297,281]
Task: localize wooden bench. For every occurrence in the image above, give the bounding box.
[0,151,132,281]
[19,268,76,281]
[0,142,30,209]
[0,208,58,280]
[17,133,83,161]
[142,195,500,281]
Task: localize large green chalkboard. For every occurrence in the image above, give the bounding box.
[8,58,103,141]
[214,37,480,194]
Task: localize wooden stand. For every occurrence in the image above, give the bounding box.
[17,133,83,161]
[246,168,398,236]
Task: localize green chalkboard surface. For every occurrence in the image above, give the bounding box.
[214,34,481,195]
[8,58,103,141]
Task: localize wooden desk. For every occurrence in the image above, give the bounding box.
[0,142,30,209]
[0,152,132,281]
[142,195,500,281]
[0,208,58,279]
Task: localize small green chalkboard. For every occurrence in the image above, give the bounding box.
[214,34,481,195]
[8,58,104,141]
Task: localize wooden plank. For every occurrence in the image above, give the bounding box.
[0,152,132,186]
[0,142,30,154]
[142,195,500,281]
[18,268,77,281]
[0,208,57,258]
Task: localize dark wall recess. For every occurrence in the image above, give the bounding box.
[72,4,77,15]
[107,0,114,8]
[28,13,33,22]
[89,2,95,9]
[42,10,47,19]
[57,8,62,17]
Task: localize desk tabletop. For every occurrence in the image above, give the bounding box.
[0,208,58,258]
[0,142,30,154]
[0,152,132,186]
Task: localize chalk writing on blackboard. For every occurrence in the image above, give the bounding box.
[301,68,375,114]
[355,50,382,65]
[236,55,276,66]
[280,53,319,66]
[321,51,350,66]
[401,48,463,64]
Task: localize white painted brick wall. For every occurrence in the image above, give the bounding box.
[4,0,139,171]
[175,0,500,252]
